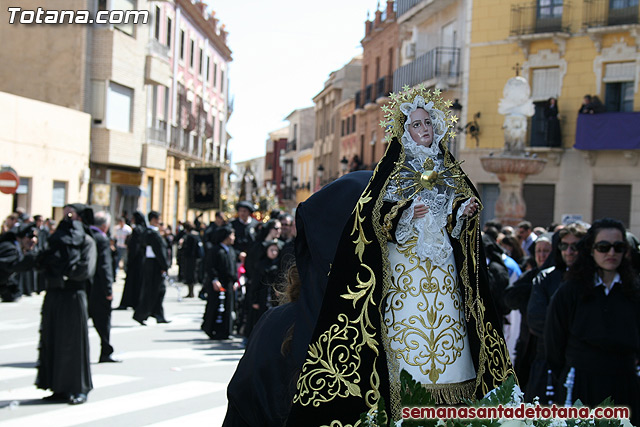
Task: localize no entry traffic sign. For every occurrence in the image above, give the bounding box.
[0,169,19,194]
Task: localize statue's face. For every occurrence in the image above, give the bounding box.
[408,109,433,147]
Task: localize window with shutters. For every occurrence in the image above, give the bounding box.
[523,184,555,228]
[593,185,631,227]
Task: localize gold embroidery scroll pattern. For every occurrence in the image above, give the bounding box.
[293,313,363,407]
[294,188,383,411]
[385,242,467,384]
[382,200,408,241]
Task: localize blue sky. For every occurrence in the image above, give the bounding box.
[210,0,380,163]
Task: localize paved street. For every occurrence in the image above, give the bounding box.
[0,271,242,426]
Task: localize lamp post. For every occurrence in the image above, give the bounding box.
[315,164,324,192]
[340,156,349,176]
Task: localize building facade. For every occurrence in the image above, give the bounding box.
[0,92,91,220]
[138,0,232,228]
[282,107,315,209]
[394,0,468,158]
[0,0,232,228]
[463,0,640,235]
[313,57,362,187]
[354,1,399,170]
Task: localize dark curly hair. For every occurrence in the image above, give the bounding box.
[567,218,640,300]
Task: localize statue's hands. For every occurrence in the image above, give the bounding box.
[413,203,429,219]
[463,197,479,218]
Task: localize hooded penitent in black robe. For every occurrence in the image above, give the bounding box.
[287,90,513,425]
[223,171,374,427]
[118,212,147,309]
[36,219,96,396]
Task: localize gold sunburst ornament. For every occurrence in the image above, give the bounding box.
[380,85,464,200]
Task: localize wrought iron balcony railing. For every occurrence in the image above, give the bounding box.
[583,0,639,28]
[397,0,423,18]
[510,1,571,36]
[376,75,394,100]
[393,47,460,93]
[364,84,374,105]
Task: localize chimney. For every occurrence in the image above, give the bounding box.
[220,24,228,43]
[374,9,382,26]
[195,1,206,15]
[387,1,395,20]
[208,11,218,32]
[365,11,371,36]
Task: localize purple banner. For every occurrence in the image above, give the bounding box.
[574,112,640,150]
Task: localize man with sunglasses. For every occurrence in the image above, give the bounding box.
[525,222,587,402]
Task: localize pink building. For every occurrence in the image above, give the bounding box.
[145,0,233,226]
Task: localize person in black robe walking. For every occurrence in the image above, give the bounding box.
[117,211,146,310]
[133,211,170,325]
[230,201,258,258]
[202,225,237,340]
[546,218,640,425]
[88,211,119,363]
[0,223,38,302]
[181,222,202,298]
[36,204,96,405]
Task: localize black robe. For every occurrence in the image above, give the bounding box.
[526,266,564,402]
[134,227,170,323]
[545,279,640,425]
[202,243,237,339]
[88,228,114,359]
[504,267,540,396]
[118,225,146,309]
[223,303,297,427]
[0,239,36,302]
[36,220,96,396]
[181,232,202,285]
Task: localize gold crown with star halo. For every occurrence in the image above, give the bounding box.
[379,85,459,144]
[381,85,464,197]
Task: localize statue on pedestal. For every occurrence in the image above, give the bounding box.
[498,77,535,154]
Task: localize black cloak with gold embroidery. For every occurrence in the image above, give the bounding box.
[287,90,514,426]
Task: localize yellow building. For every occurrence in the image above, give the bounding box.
[462,0,640,234]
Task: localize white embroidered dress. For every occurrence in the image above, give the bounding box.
[382,99,476,401]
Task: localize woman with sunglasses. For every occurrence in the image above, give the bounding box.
[545,218,640,425]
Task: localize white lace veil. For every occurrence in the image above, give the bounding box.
[399,95,448,159]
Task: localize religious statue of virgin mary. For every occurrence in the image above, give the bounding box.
[287,86,514,426]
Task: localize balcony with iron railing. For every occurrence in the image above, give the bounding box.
[510,2,571,36]
[147,120,168,146]
[397,0,423,18]
[355,90,363,110]
[285,139,297,153]
[393,47,460,92]
[583,0,640,28]
[364,84,374,106]
[376,75,394,101]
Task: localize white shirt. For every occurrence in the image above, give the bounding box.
[145,225,159,258]
[594,272,621,296]
[115,223,132,248]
